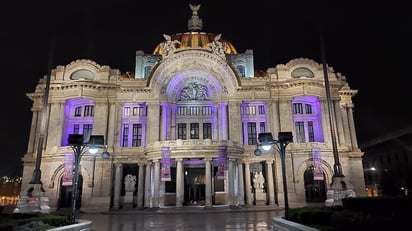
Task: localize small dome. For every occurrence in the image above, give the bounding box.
[153,32,237,56]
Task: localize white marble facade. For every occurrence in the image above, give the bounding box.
[19,4,366,213]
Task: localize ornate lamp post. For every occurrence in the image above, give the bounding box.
[254,132,293,219]
[68,134,110,224]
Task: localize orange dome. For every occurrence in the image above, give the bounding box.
[153,32,237,56]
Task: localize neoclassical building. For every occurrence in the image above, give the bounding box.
[20,4,365,212]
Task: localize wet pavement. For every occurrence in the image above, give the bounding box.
[78,205,285,231]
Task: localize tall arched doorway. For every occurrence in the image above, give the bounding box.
[304,166,327,202]
[59,175,83,209]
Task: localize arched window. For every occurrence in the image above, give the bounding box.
[236,65,246,77]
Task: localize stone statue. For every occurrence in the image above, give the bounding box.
[160,34,180,59]
[188,4,202,31]
[253,172,265,190]
[208,34,226,59]
[124,174,136,192]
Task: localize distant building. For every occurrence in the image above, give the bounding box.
[0,177,21,206]
[361,127,412,197]
[20,4,365,212]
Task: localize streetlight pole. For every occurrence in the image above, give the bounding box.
[68,134,109,224]
[254,132,293,219]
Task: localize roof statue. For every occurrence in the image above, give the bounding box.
[208,33,226,60]
[188,4,203,31]
[159,34,181,59]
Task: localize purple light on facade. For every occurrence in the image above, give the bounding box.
[63,98,94,146]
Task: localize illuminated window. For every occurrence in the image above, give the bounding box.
[122,124,129,147]
[190,123,199,139]
[63,98,96,146]
[84,105,94,117]
[237,65,246,77]
[292,96,323,143]
[247,122,257,145]
[178,123,186,139]
[132,124,142,147]
[74,107,82,117]
[124,107,131,117]
[144,66,152,77]
[241,102,267,145]
[121,103,147,147]
[203,123,212,139]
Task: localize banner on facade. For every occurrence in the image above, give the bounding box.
[161,147,171,181]
[62,153,74,186]
[312,147,324,180]
[215,146,227,180]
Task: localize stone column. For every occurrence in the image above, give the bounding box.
[171,105,177,140]
[228,158,235,206]
[153,159,160,208]
[205,157,212,207]
[212,104,218,139]
[220,103,228,140]
[144,161,152,208]
[228,102,242,143]
[146,102,160,143]
[321,100,330,144]
[237,160,245,206]
[107,102,116,149]
[176,158,183,207]
[113,162,122,209]
[347,104,358,149]
[244,161,253,206]
[266,160,275,205]
[137,163,144,208]
[272,101,280,134]
[27,110,39,153]
[160,103,168,141]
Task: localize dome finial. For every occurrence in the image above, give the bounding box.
[188,3,203,31]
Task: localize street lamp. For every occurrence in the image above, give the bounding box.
[68,134,110,224]
[254,132,293,219]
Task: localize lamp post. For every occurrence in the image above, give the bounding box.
[254,132,293,219]
[68,134,110,224]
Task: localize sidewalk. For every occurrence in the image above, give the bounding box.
[104,204,284,215]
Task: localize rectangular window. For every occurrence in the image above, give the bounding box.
[132,124,142,147]
[293,103,303,114]
[240,106,256,115]
[74,107,82,117]
[203,123,212,139]
[177,123,186,139]
[295,121,305,143]
[259,122,266,133]
[84,105,95,117]
[190,106,200,116]
[124,107,131,117]
[83,124,93,141]
[190,123,199,139]
[247,122,257,145]
[122,124,129,147]
[177,106,187,116]
[308,121,315,142]
[202,106,212,115]
[305,104,312,114]
[73,124,80,134]
[258,105,265,115]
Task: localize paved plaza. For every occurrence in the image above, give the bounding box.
[78,206,285,231]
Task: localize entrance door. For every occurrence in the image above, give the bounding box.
[183,167,205,206]
[59,175,83,209]
[304,166,326,202]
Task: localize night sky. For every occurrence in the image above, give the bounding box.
[1,0,411,176]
